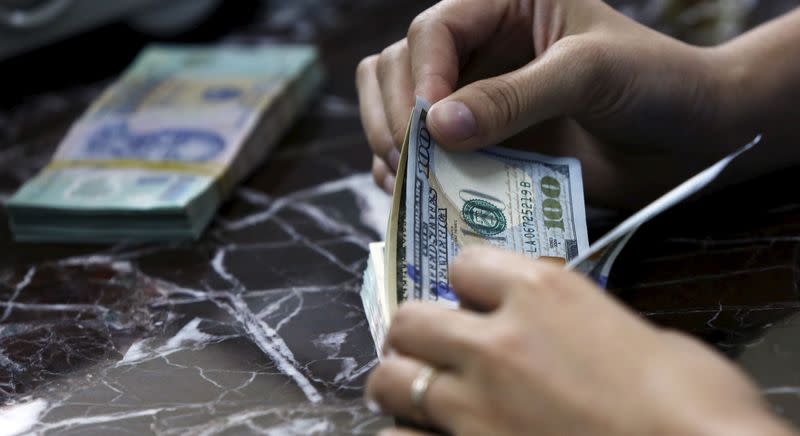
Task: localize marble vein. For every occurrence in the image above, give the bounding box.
[224,173,389,239]
[215,292,323,403]
[0,266,35,322]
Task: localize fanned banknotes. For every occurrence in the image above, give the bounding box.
[400,99,589,306]
[7,44,323,242]
[361,97,759,355]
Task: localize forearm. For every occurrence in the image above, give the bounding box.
[711,7,800,182]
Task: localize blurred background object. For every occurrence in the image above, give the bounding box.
[2,0,798,63]
[610,0,800,45]
[0,0,224,61]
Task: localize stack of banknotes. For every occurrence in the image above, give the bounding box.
[361,97,759,355]
[7,44,323,242]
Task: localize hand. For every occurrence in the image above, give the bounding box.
[365,247,795,436]
[356,0,753,208]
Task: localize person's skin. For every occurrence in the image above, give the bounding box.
[355,0,800,435]
[366,248,796,436]
[356,0,800,209]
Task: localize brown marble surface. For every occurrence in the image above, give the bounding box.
[0,0,799,434]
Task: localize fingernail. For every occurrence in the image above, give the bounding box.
[386,148,400,172]
[430,100,477,142]
[383,174,396,194]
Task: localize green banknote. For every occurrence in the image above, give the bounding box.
[7,44,323,242]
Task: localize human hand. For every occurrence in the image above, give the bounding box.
[365,247,795,436]
[356,0,751,208]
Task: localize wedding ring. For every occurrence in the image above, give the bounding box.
[410,365,439,413]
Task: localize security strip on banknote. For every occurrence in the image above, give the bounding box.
[360,97,759,356]
[7,44,323,242]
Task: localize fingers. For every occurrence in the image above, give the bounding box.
[386,301,484,368]
[372,155,395,195]
[357,55,399,170]
[450,246,568,311]
[407,0,514,103]
[366,354,464,431]
[427,38,601,151]
[449,246,525,310]
[376,40,416,149]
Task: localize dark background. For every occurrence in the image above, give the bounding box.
[1,0,800,433]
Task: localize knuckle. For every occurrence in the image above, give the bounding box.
[366,363,393,401]
[389,123,407,147]
[516,265,590,309]
[372,159,386,185]
[372,169,382,188]
[366,127,392,154]
[472,77,522,129]
[407,14,428,41]
[449,255,470,281]
[529,264,562,288]
[376,42,405,76]
[549,35,605,62]
[469,327,522,370]
[375,51,390,78]
[439,330,484,362]
[499,267,566,306]
[356,55,377,86]
[550,36,619,99]
[387,304,421,344]
[392,303,416,326]
[492,327,526,354]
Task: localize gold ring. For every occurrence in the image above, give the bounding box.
[410,365,439,413]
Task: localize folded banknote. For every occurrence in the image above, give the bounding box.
[7,44,323,242]
[361,97,759,355]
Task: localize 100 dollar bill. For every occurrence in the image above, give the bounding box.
[394,98,589,305]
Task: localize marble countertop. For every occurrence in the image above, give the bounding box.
[0,1,799,434]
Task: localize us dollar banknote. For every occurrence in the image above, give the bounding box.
[399,98,589,305]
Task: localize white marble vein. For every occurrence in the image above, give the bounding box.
[118,318,219,366]
[216,291,323,403]
[0,266,35,322]
[0,167,393,433]
[225,173,389,240]
[0,398,47,436]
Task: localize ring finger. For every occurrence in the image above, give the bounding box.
[366,354,467,432]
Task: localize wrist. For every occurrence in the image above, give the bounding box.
[699,42,761,149]
[699,32,800,186]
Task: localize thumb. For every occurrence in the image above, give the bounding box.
[427,39,601,150]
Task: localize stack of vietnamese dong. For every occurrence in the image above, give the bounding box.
[360,97,760,355]
[7,44,323,242]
